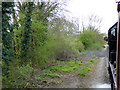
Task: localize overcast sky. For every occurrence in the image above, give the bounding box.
[65,0,118,34]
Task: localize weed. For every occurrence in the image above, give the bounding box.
[50,61,82,72]
[68,61,76,64]
[90,58,95,62]
[69,61,82,66]
[16,64,34,80]
[50,65,71,72]
[44,73,60,78]
[68,61,82,69]
[78,62,83,65]
[78,67,91,76]
[37,72,60,81]
[85,62,92,66]
[61,67,73,72]
[42,68,51,73]
[69,64,77,67]
[37,76,44,81]
[72,66,79,70]
[50,66,61,72]
[79,53,87,55]
[91,54,95,57]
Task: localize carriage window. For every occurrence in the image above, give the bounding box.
[108,22,117,42]
[111,29,115,36]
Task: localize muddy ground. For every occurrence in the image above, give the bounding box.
[41,48,111,88]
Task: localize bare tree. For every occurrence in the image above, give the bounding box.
[81,14,102,32]
[49,17,79,36]
[88,14,102,31]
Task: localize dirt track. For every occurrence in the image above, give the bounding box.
[49,49,111,88]
[81,49,111,88]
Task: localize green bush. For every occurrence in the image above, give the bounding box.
[88,43,103,50]
[28,32,79,68]
[70,38,84,53]
[79,30,104,50]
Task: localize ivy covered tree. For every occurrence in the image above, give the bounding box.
[21,2,33,62]
[2,2,14,74]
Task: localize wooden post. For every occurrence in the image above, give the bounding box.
[117,3,120,90]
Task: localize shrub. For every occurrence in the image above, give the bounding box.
[79,30,104,50]
[71,39,84,52]
[88,43,103,50]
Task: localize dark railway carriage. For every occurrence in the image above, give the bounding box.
[108,2,120,90]
[108,22,117,64]
[108,22,117,89]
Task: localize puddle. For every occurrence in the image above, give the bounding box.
[92,83,111,88]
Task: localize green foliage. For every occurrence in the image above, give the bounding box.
[48,34,73,59]
[70,38,84,53]
[2,2,14,77]
[29,31,78,68]
[37,76,44,81]
[2,64,34,88]
[90,58,96,62]
[16,64,34,80]
[37,73,60,81]
[78,62,83,65]
[45,73,60,78]
[69,61,82,67]
[36,61,82,81]
[50,61,82,72]
[88,42,103,50]
[61,68,73,72]
[79,53,87,55]
[79,30,104,50]
[3,1,72,88]
[2,1,105,88]
[31,20,47,46]
[2,2,14,61]
[85,62,93,66]
[91,54,95,57]
[77,67,91,76]
[85,58,97,66]
[50,65,72,72]
[21,2,33,61]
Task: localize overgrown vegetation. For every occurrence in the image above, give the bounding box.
[36,60,83,84]
[2,1,105,88]
[79,30,104,50]
[78,67,91,76]
[78,58,99,76]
